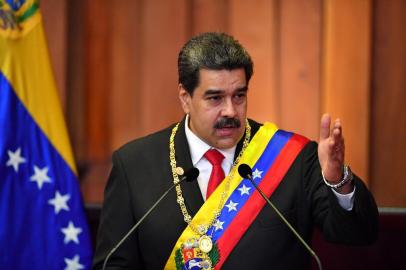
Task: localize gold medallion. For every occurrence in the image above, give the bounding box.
[199,235,213,253]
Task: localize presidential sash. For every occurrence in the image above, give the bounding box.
[165,122,309,269]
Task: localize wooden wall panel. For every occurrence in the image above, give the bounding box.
[370,0,406,206]
[229,0,280,124]
[46,0,405,205]
[322,0,372,182]
[279,0,322,140]
[137,0,187,136]
[41,0,67,112]
[109,0,141,151]
[192,0,229,34]
[65,0,87,165]
[84,0,111,162]
[78,0,112,202]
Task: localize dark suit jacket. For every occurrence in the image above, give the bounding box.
[93,119,378,270]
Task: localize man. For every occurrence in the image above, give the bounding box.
[93,32,378,270]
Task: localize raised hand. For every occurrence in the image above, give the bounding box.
[318,114,345,183]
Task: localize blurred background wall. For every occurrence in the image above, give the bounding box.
[40,0,405,207]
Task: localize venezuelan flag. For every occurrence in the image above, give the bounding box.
[0,1,92,269]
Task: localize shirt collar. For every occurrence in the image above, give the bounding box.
[184,115,236,166]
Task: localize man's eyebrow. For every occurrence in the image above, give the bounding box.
[236,86,248,92]
[204,89,223,96]
[204,86,248,96]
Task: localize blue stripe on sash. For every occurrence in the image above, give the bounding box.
[208,130,293,241]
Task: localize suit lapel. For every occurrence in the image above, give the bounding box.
[174,119,205,216]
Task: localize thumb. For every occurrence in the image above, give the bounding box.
[320,113,331,140]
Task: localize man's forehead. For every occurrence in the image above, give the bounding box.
[198,68,246,84]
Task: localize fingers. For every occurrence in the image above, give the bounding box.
[319,113,331,140]
[329,118,345,157]
[318,114,346,174]
[332,119,342,142]
[320,114,344,148]
[329,135,344,152]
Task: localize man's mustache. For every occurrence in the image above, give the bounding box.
[214,117,241,129]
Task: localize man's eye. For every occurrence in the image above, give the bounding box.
[208,96,221,101]
[233,93,246,103]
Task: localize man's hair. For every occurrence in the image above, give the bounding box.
[178,32,253,95]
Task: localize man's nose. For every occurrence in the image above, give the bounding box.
[221,98,237,117]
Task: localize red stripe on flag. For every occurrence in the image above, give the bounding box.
[215,134,309,269]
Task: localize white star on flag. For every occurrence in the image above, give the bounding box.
[61,221,82,244]
[6,147,26,172]
[30,165,51,189]
[48,191,70,214]
[252,168,263,179]
[213,219,225,231]
[238,184,251,196]
[64,255,84,270]
[225,200,238,212]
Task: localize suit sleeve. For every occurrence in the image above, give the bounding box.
[302,141,379,245]
[92,151,144,270]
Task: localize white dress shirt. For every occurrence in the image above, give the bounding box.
[184,116,235,200]
[184,115,355,210]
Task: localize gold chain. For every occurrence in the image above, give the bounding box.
[169,119,251,236]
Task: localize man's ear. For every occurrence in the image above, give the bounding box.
[178,84,191,114]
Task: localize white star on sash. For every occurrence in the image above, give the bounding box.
[64,255,84,270]
[213,219,225,231]
[30,165,51,189]
[225,200,238,212]
[252,168,263,179]
[61,221,82,244]
[48,191,70,214]
[6,147,26,172]
[238,184,251,196]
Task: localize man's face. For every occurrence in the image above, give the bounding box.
[179,68,248,149]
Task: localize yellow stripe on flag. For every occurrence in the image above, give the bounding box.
[0,12,76,174]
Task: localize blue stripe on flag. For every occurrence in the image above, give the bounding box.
[0,72,92,269]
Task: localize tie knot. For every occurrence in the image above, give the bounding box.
[204,149,224,166]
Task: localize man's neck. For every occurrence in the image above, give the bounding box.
[184,114,236,167]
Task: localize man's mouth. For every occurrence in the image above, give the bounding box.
[216,127,237,136]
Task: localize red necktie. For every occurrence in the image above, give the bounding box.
[204,149,225,199]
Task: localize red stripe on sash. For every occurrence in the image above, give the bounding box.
[215,134,309,269]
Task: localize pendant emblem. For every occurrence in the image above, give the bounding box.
[199,235,213,253]
[175,237,220,270]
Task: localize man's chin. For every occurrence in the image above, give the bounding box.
[215,140,238,149]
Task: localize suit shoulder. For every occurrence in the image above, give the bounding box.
[115,123,176,159]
